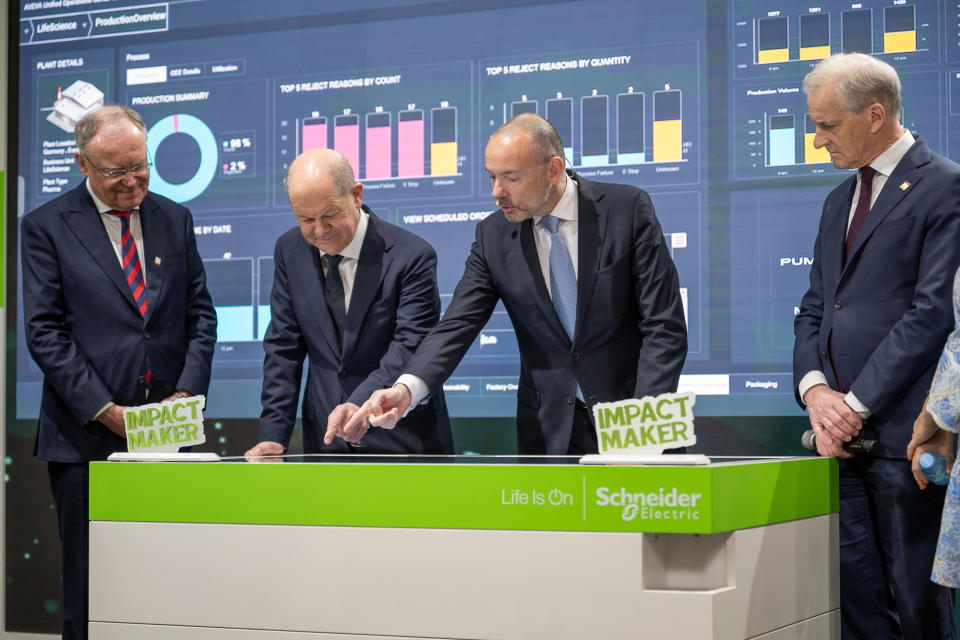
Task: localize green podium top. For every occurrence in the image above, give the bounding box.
[89,455,838,534]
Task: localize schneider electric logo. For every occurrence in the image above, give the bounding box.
[595,486,703,522]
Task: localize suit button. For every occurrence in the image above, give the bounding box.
[567,394,575,405]
[137,376,145,384]
[834,302,842,310]
[572,351,580,361]
[144,330,151,339]
[820,351,827,358]
[338,370,347,378]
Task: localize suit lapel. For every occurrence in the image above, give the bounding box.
[139,196,166,325]
[61,192,140,316]
[519,218,569,342]
[341,214,387,361]
[843,161,923,275]
[574,176,605,342]
[823,178,855,289]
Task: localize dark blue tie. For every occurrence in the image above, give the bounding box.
[325,254,346,343]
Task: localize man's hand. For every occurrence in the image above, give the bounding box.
[324,402,362,445]
[244,441,285,461]
[336,385,413,444]
[98,404,128,438]
[907,404,956,490]
[162,389,193,403]
[803,384,863,459]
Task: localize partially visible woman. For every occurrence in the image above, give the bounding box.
[907,266,960,586]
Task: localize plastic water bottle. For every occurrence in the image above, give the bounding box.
[919,452,951,486]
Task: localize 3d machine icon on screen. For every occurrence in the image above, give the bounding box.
[46,80,104,133]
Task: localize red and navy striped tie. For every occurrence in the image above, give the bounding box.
[109,210,151,387]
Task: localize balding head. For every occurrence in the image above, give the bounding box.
[286,148,356,199]
[492,113,566,165]
[286,149,363,255]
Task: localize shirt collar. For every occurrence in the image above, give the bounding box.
[867,129,915,178]
[320,206,368,261]
[534,175,578,225]
[86,178,141,214]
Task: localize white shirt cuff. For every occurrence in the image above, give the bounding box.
[396,374,429,417]
[93,401,115,421]
[798,370,829,406]
[844,391,871,420]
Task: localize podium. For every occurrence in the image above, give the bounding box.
[88,455,839,639]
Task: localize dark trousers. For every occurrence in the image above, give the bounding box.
[567,400,598,454]
[48,461,89,640]
[838,456,955,640]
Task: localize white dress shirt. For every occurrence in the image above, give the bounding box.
[798,129,916,417]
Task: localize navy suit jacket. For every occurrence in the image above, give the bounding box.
[794,139,960,457]
[259,207,453,454]
[404,172,688,454]
[22,183,218,463]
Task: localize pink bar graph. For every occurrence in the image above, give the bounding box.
[398,109,424,178]
[334,114,360,174]
[301,117,327,153]
[365,112,392,180]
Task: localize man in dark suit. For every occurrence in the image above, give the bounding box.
[244,149,452,457]
[335,113,687,454]
[793,53,960,639]
[21,104,217,639]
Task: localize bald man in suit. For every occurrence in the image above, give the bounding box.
[246,149,452,457]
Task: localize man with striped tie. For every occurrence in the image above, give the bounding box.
[21,104,217,640]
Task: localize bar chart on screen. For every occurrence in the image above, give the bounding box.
[731,0,937,81]
[274,61,472,206]
[480,43,701,189]
[731,70,942,181]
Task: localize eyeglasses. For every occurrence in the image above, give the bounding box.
[82,152,152,180]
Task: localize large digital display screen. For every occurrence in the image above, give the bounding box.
[13,0,957,420]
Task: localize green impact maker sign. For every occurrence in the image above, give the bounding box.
[123,395,207,452]
[592,392,697,454]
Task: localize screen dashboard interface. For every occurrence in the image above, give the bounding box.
[15,0,955,419]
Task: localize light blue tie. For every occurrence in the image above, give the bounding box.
[538,215,577,341]
[539,215,583,402]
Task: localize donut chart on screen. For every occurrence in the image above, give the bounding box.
[146,113,218,203]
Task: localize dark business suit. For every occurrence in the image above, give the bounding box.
[404,171,687,454]
[794,139,960,639]
[259,207,452,453]
[21,182,217,638]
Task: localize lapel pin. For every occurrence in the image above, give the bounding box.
[899,181,911,191]
[154,257,161,265]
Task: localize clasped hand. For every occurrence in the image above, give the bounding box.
[803,384,864,459]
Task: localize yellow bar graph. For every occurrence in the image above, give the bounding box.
[758,48,789,64]
[430,141,457,175]
[884,31,916,53]
[653,120,682,162]
[804,134,830,164]
[799,45,830,61]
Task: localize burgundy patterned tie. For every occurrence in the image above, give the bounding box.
[109,210,151,387]
[845,166,876,262]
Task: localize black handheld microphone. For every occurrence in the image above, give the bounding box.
[801,429,878,455]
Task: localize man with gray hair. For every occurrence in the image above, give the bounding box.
[793,53,960,638]
[338,112,687,455]
[21,104,217,639]
[245,148,452,457]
